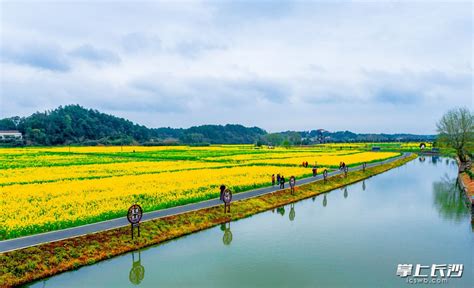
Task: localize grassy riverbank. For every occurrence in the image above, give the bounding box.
[0,154,416,287]
[460,168,474,204]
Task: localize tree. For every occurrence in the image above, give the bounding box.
[264,133,284,146]
[436,107,473,167]
[0,118,18,130]
[287,132,302,145]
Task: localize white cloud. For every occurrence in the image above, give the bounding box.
[0,0,471,134]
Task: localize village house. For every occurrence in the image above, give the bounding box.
[0,130,23,140]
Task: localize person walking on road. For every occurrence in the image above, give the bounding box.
[271,174,275,186]
[220,185,226,201]
[276,174,281,185]
[289,176,296,194]
[280,175,285,189]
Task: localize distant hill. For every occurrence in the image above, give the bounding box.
[0,105,435,146]
[0,105,266,146]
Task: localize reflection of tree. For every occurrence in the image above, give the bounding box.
[277,206,285,216]
[433,175,470,222]
[222,222,232,246]
[129,251,145,285]
[432,156,439,165]
[289,204,295,221]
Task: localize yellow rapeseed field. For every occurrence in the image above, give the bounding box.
[247,151,398,166]
[0,145,400,239]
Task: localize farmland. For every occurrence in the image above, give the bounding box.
[0,145,401,240]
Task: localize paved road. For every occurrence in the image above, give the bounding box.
[0,153,411,253]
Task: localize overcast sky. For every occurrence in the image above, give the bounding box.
[0,1,472,133]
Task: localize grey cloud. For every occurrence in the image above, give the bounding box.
[373,88,420,105]
[422,71,472,88]
[363,69,471,89]
[131,81,165,95]
[186,78,291,105]
[212,0,294,23]
[69,44,121,64]
[126,77,290,116]
[224,80,290,104]
[121,32,162,53]
[1,1,471,133]
[302,93,352,105]
[1,44,70,72]
[174,40,226,59]
[307,64,326,73]
[98,98,187,114]
[127,80,188,113]
[363,69,471,105]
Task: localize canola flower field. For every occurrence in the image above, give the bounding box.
[0,145,400,240]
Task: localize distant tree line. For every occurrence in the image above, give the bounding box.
[0,105,435,146]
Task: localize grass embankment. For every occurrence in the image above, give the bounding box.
[0,154,416,287]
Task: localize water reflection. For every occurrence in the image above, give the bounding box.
[343,187,348,199]
[323,194,327,207]
[289,204,296,221]
[276,206,285,216]
[362,180,366,191]
[221,221,233,246]
[432,175,470,222]
[129,251,145,285]
[431,156,439,165]
[419,156,426,162]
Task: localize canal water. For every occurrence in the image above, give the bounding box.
[29,157,473,287]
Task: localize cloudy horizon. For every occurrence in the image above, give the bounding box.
[0,1,472,134]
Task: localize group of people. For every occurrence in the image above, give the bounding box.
[303,161,319,177]
[220,158,354,201]
[272,174,286,188]
[339,162,347,170]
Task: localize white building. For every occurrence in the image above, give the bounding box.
[0,130,22,140]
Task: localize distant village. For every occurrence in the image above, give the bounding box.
[0,130,22,141]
